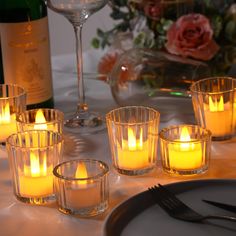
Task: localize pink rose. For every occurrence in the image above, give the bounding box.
[165,14,219,61]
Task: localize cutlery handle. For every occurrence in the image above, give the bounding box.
[206,215,236,222]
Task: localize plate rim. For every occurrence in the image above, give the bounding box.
[103,178,236,236]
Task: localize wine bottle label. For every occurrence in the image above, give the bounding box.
[0,17,53,105]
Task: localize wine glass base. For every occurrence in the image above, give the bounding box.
[64,111,106,135]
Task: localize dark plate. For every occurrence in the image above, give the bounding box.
[103,179,236,236]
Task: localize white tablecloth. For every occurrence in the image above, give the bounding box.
[0,51,236,236]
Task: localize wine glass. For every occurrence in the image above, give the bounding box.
[45,0,108,134]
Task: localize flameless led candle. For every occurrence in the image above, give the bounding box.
[53,159,109,217]
[168,127,202,170]
[117,128,149,169]
[65,162,100,209]
[106,106,160,176]
[160,125,211,175]
[6,130,64,205]
[0,84,26,143]
[191,77,236,141]
[19,153,53,197]
[34,109,48,130]
[16,108,64,134]
[204,96,232,137]
[0,102,17,142]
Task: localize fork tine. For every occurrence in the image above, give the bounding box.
[149,184,236,223]
[157,184,187,207]
[152,186,174,210]
[149,186,175,215]
[149,184,195,217]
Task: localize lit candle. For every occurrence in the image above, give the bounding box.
[19,153,53,197]
[66,163,100,209]
[204,96,232,136]
[0,102,17,142]
[34,109,47,130]
[117,128,149,170]
[168,127,202,170]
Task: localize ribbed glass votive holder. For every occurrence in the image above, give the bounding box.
[0,84,26,143]
[53,159,109,217]
[16,108,64,134]
[6,130,64,205]
[106,106,160,176]
[191,77,236,141]
[159,124,211,176]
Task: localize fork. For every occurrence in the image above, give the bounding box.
[148,184,236,222]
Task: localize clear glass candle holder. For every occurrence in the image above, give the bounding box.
[0,84,26,143]
[6,130,64,205]
[159,124,211,176]
[53,159,109,217]
[190,77,236,141]
[16,108,64,134]
[106,106,160,176]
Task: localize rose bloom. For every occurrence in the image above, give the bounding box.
[165,13,219,61]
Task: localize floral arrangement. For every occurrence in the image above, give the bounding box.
[93,0,236,78]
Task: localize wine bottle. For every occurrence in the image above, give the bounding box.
[0,0,54,109]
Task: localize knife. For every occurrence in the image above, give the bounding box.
[202,199,236,214]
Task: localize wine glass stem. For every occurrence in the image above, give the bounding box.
[73,25,88,112]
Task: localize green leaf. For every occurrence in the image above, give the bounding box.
[211,15,223,38]
[91,38,100,49]
[225,20,236,43]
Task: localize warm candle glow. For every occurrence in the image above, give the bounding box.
[128,128,137,150]
[0,102,10,123]
[30,153,41,177]
[65,161,102,210]
[0,102,17,142]
[24,153,47,177]
[168,126,202,170]
[127,127,143,150]
[205,95,232,137]
[180,126,191,149]
[118,127,149,170]
[209,96,224,112]
[19,152,53,197]
[34,109,47,130]
[75,163,88,185]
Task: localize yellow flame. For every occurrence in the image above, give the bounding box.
[75,163,88,185]
[180,126,191,149]
[209,96,224,112]
[0,102,11,123]
[180,126,190,141]
[24,153,47,177]
[34,109,47,130]
[126,127,143,150]
[128,128,136,150]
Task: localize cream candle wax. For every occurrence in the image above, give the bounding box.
[65,162,100,209]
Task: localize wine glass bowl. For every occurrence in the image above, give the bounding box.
[45,0,108,134]
[109,48,212,107]
[46,0,107,25]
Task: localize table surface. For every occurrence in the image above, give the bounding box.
[0,52,236,236]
